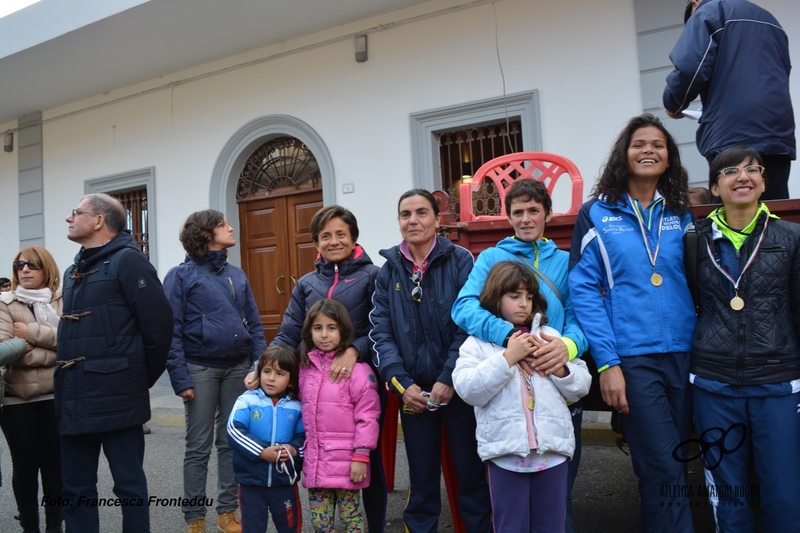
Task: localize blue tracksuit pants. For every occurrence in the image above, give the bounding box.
[693,385,800,533]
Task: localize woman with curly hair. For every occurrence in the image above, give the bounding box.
[568,114,697,532]
[164,209,267,533]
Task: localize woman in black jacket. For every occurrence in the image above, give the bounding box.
[370,189,491,533]
[245,204,387,533]
[690,146,800,533]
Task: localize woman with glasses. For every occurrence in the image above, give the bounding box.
[370,189,491,533]
[0,246,63,533]
[569,114,697,532]
[163,210,266,533]
[689,146,800,532]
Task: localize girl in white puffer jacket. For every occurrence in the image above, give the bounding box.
[453,260,591,532]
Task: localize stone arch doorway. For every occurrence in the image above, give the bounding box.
[210,115,333,341]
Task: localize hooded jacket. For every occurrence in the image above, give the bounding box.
[0,291,62,400]
[299,349,380,490]
[370,236,474,392]
[663,0,795,160]
[451,236,587,357]
[692,211,800,386]
[271,245,378,361]
[164,250,266,394]
[453,327,591,461]
[56,231,172,435]
[227,389,305,488]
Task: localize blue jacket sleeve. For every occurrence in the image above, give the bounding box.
[568,204,620,370]
[242,278,266,363]
[226,396,268,462]
[351,267,379,363]
[163,266,193,394]
[451,247,515,347]
[118,249,173,387]
[663,6,722,113]
[369,266,412,393]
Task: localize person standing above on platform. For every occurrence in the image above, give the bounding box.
[57,193,173,533]
[663,0,795,200]
[370,189,491,533]
[451,178,589,533]
[689,146,800,533]
[165,209,266,533]
[569,114,697,532]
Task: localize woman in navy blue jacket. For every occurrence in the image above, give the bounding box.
[370,189,491,533]
[164,209,266,533]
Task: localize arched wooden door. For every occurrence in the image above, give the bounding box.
[236,137,323,344]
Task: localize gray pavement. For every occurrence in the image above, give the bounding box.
[1,374,719,532]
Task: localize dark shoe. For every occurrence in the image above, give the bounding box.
[16,510,40,533]
[44,504,63,533]
[143,423,152,435]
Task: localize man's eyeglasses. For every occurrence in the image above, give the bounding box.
[718,165,765,179]
[12,260,43,271]
[71,208,98,217]
[411,271,423,303]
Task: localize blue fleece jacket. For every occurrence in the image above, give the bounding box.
[451,236,587,358]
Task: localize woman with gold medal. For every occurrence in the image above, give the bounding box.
[689,146,800,533]
[568,114,697,532]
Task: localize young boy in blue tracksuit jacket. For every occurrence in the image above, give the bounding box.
[227,346,305,533]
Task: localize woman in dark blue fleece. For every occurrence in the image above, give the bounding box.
[164,209,266,533]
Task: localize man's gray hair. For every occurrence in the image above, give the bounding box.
[83,193,127,234]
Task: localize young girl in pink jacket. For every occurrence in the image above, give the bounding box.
[298,299,381,532]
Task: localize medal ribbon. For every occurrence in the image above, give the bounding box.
[703,216,769,293]
[628,194,665,273]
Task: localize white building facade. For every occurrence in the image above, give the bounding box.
[1,0,798,283]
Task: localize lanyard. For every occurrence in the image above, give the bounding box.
[703,217,769,311]
[628,194,665,286]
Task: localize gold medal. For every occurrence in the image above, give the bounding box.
[651,273,663,286]
[730,295,744,311]
[526,396,534,410]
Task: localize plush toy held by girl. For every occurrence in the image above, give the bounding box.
[453,260,591,532]
[299,299,381,533]
[227,345,305,533]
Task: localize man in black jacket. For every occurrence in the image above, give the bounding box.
[56,193,173,533]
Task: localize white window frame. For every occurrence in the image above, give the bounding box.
[409,90,542,190]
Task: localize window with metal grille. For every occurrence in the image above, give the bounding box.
[438,119,522,218]
[109,188,149,259]
[237,136,321,199]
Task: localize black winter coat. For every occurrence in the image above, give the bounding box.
[55,231,173,435]
[692,213,800,386]
[270,245,378,361]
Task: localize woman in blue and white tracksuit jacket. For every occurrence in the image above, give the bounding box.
[568,114,697,533]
